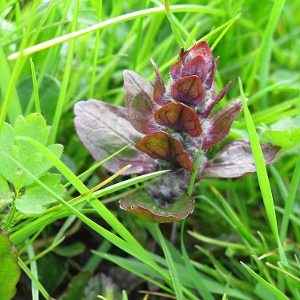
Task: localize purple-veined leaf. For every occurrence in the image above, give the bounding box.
[203,99,242,150]
[123,70,158,134]
[135,131,195,172]
[182,55,206,82]
[203,140,281,178]
[200,81,232,118]
[171,75,205,106]
[150,58,166,105]
[154,102,202,137]
[74,100,153,175]
[119,189,195,223]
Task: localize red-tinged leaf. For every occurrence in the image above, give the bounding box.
[135,131,195,172]
[119,189,195,223]
[150,58,166,105]
[74,100,153,175]
[201,81,232,118]
[170,48,188,80]
[203,99,242,150]
[203,140,281,178]
[188,41,216,89]
[182,55,206,81]
[123,70,158,134]
[154,102,202,137]
[171,75,205,106]
[188,41,212,60]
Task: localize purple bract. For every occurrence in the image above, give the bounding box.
[74,41,280,223]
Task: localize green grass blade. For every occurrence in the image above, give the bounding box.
[258,0,285,108]
[18,257,49,300]
[29,58,40,113]
[49,0,79,143]
[238,78,282,252]
[151,223,183,300]
[181,220,214,300]
[0,45,22,127]
[241,262,290,300]
[8,5,225,60]
[279,153,300,242]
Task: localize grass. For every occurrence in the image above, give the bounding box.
[0,0,300,299]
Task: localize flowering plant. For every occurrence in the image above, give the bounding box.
[74,41,280,223]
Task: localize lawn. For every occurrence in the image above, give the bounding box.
[0,0,299,299]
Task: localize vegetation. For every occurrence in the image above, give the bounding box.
[0,0,299,299]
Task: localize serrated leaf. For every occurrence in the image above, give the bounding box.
[0,114,63,191]
[15,174,64,214]
[0,230,21,300]
[14,113,50,146]
[203,140,281,178]
[74,100,153,175]
[0,122,14,151]
[119,189,195,223]
[123,70,158,134]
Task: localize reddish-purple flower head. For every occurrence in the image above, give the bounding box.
[124,41,241,174]
[74,41,280,222]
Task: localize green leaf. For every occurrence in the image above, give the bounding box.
[59,272,92,300]
[119,189,195,223]
[39,253,67,294]
[14,113,50,146]
[54,242,85,257]
[0,176,14,210]
[15,174,65,214]
[0,230,21,300]
[263,116,300,150]
[17,75,61,124]
[0,114,63,191]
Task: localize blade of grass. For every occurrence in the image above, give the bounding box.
[8,5,225,60]
[29,58,40,113]
[27,244,38,300]
[14,136,167,250]
[18,257,49,300]
[181,220,214,300]
[279,153,300,242]
[258,0,285,108]
[49,0,79,143]
[238,77,285,261]
[241,262,290,300]
[0,44,22,127]
[151,223,183,300]
[164,0,184,47]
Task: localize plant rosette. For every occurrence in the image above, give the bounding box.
[74,41,280,223]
